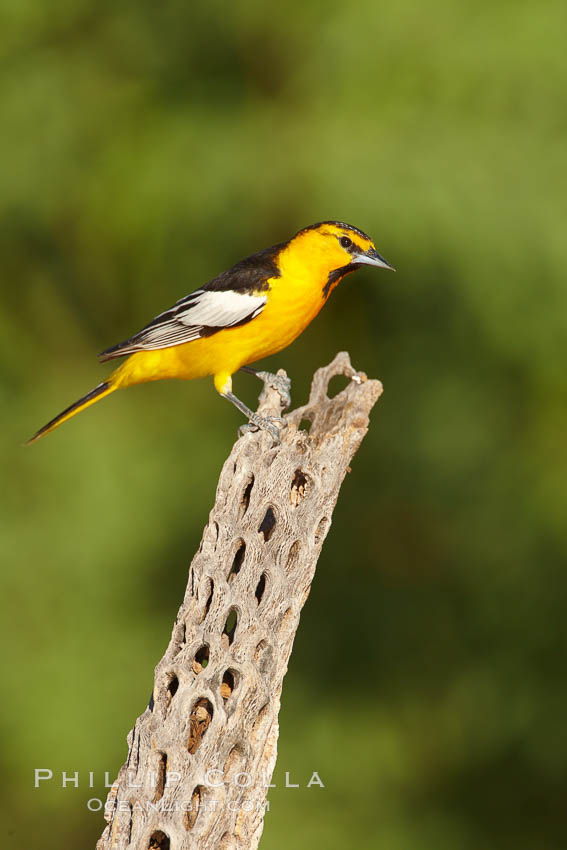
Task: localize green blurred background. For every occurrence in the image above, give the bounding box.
[2,0,566,847]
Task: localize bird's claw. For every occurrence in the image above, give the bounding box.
[239,414,287,444]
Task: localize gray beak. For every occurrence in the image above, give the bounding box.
[355,247,395,271]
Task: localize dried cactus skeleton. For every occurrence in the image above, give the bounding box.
[97,352,382,850]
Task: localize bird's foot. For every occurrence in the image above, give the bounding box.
[239,413,287,444]
[255,371,292,410]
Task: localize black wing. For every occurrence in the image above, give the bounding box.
[98,242,283,362]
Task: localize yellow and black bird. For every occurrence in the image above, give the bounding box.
[28,221,393,444]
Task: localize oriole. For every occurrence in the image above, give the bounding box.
[28,221,393,444]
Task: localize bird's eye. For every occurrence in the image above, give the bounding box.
[340,236,353,249]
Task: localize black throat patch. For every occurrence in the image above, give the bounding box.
[322,263,359,299]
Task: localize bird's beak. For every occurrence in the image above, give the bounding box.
[355,247,395,271]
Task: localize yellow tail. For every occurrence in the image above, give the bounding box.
[26,380,117,445]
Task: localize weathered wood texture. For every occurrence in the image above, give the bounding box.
[96,352,382,850]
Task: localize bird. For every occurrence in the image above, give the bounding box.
[27,220,393,444]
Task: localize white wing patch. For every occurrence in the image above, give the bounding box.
[176,290,266,329]
[99,289,267,359]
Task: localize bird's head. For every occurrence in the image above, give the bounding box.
[282,221,394,299]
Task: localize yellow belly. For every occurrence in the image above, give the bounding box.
[113,268,330,391]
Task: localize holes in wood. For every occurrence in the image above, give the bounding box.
[314,517,329,545]
[201,578,214,622]
[222,609,238,647]
[187,698,213,754]
[184,785,204,831]
[152,752,167,802]
[290,469,309,506]
[228,539,246,583]
[166,674,179,708]
[255,572,267,606]
[176,622,186,650]
[148,830,170,850]
[327,374,350,398]
[126,802,133,842]
[298,418,313,434]
[193,645,209,674]
[239,475,254,519]
[221,669,236,701]
[258,507,276,541]
[285,540,302,574]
